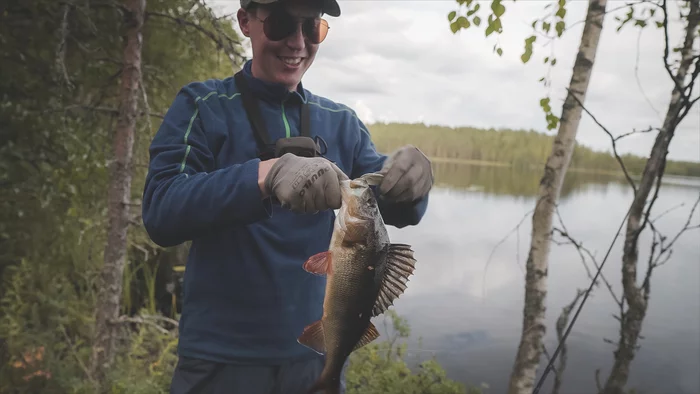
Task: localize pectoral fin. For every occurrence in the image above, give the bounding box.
[352,322,380,351]
[297,320,326,354]
[371,243,417,317]
[302,251,331,276]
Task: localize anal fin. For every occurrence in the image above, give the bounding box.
[297,320,326,355]
[352,321,380,351]
[371,243,417,317]
[303,251,331,276]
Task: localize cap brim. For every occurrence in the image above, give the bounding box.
[322,0,340,17]
[243,0,340,17]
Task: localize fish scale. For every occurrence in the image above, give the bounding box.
[296,172,417,394]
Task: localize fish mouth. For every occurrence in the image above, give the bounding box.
[340,172,383,210]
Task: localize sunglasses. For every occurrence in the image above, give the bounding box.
[252,8,330,44]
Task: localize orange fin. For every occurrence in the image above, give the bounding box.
[352,321,380,351]
[371,243,417,317]
[303,251,331,276]
[297,320,326,354]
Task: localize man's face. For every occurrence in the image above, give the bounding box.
[238,1,325,91]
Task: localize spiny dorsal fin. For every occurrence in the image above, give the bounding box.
[352,321,380,351]
[372,243,417,317]
[297,320,326,355]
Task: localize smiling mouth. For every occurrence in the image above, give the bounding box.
[278,56,303,66]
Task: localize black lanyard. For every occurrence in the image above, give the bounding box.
[234,71,312,160]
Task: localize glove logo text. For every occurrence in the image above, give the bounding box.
[299,167,328,197]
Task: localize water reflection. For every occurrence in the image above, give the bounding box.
[375,163,700,394]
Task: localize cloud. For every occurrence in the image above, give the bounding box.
[208,0,699,162]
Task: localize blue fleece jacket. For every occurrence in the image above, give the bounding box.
[142,60,429,365]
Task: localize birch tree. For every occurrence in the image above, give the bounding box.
[510,3,608,391]
[449,1,608,392]
[596,1,700,392]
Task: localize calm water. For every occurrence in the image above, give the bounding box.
[374,162,700,394]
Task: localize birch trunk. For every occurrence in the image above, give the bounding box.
[90,0,144,383]
[601,1,700,393]
[507,1,608,393]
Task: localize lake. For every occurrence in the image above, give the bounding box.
[376,162,700,394]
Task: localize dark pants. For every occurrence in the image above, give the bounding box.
[169,354,346,394]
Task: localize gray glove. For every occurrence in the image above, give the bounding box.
[264,153,349,213]
[378,145,433,202]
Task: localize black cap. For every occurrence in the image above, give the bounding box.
[240,0,341,17]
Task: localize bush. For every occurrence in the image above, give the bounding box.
[346,309,484,394]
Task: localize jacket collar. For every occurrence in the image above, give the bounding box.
[241,59,307,104]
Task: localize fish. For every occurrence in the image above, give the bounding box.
[297,172,418,394]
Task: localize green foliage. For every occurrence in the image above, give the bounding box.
[447,0,566,129]
[0,0,243,392]
[106,320,179,394]
[614,3,664,32]
[345,310,484,394]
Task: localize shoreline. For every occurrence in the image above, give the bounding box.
[422,156,700,180]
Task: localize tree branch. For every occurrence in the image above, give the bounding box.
[55,1,74,90]
[112,314,179,336]
[482,208,533,298]
[662,0,698,118]
[551,208,622,307]
[566,88,639,194]
[550,289,586,394]
[145,9,246,68]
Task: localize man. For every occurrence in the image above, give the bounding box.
[141,0,433,392]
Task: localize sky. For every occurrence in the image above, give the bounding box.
[207,0,700,163]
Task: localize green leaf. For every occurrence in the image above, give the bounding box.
[556,5,567,19]
[551,58,557,66]
[491,0,506,18]
[543,21,551,33]
[496,47,503,56]
[485,24,494,37]
[521,35,536,63]
[473,16,481,26]
[448,11,456,22]
[457,16,471,28]
[655,21,664,28]
[492,17,503,33]
[555,20,565,36]
[450,21,460,33]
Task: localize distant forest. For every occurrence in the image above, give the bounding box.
[366,122,700,177]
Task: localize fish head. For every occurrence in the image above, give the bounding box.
[337,173,383,234]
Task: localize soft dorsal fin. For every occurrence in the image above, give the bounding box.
[372,243,417,317]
